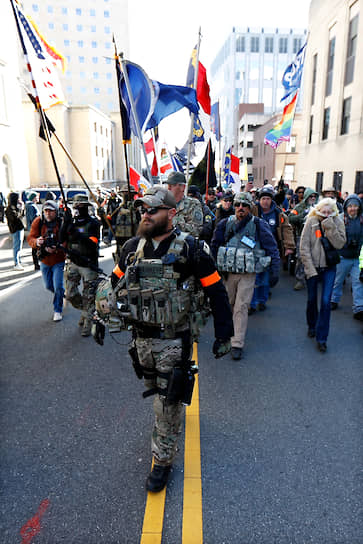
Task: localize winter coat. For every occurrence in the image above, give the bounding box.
[289,187,319,235]
[300,212,346,279]
[339,194,363,259]
[254,201,295,254]
[5,193,24,234]
[27,216,66,266]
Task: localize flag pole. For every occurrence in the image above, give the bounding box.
[186,27,202,186]
[205,139,211,203]
[119,53,153,185]
[9,0,68,207]
[113,37,136,235]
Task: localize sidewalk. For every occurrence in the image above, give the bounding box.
[0,223,40,292]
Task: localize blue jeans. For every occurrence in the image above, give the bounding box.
[12,229,24,265]
[40,261,65,313]
[306,267,336,343]
[250,270,270,308]
[331,257,363,314]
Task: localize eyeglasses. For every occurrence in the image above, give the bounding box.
[234,202,250,208]
[139,206,170,215]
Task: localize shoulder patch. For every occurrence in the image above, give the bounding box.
[202,241,211,255]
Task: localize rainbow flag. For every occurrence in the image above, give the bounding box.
[264,92,298,149]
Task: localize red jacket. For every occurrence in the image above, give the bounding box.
[27,216,66,266]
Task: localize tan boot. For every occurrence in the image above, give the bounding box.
[81,319,92,337]
[78,315,85,327]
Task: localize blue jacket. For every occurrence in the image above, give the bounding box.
[340,194,363,259]
[211,213,280,278]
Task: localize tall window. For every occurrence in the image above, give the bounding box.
[293,38,302,53]
[284,164,295,182]
[308,115,313,144]
[236,36,245,52]
[333,171,343,192]
[322,107,330,140]
[341,97,352,135]
[354,171,363,194]
[265,37,274,53]
[251,37,259,53]
[311,54,317,105]
[316,172,324,193]
[286,136,296,153]
[279,37,288,53]
[345,13,359,85]
[325,37,335,96]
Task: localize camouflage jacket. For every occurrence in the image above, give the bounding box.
[173,196,203,237]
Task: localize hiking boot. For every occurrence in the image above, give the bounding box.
[330,302,338,310]
[293,281,305,290]
[317,342,327,353]
[231,347,243,360]
[248,307,256,315]
[78,315,85,327]
[353,311,363,321]
[81,319,92,337]
[257,302,266,311]
[146,464,171,493]
[53,312,63,322]
[307,328,316,338]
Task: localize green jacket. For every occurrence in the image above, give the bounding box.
[289,188,319,236]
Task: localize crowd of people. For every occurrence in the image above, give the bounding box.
[3,175,362,492]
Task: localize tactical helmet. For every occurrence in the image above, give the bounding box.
[72,193,90,207]
[234,192,253,207]
[95,279,116,319]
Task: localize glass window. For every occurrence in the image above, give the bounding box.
[106,73,112,80]
[79,56,85,63]
[92,41,97,48]
[107,88,112,94]
[80,72,86,79]
[90,9,96,16]
[308,115,313,144]
[311,54,317,105]
[236,36,245,52]
[78,40,83,48]
[265,37,274,53]
[286,136,296,152]
[279,37,288,53]
[105,58,111,64]
[66,55,71,63]
[48,22,54,30]
[345,14,359,85]
[105,42,111,49]
[95,103,101,110]
[251,37,259,53]
[293,38,302,53]
[316,172,324,193]
[66,86,72,93]
[341,97,352,135]
[93,72,99,79]
[32,4,39,11]
[76,24,83,31]
[284,164,295,181]
[81,87,86,94]
[62,7,67,15]
[63,24,69,31]
[322,107,330,140]
[94,123,97,132]
[354,172,363,194]
[92,57,98,64]
[333,171,343,192]
[64,39,70,46]
[104,10,110,17]
[76,8,82,15]
[66,70,71,78]
[91,25,96,33]
[325,37,335,96]
[94,88,100,94]
[47,5,53,13]
[104,26,110,34]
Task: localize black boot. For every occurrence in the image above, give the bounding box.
[146,464,171,493]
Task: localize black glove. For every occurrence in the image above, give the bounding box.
[270,275,279,288]
[63,207,73,223]
[360,269,363,283]
[212,338,231,359]
[92,320,105,346]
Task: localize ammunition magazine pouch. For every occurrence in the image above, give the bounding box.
[217,246,271,274]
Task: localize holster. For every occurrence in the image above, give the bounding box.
[166,362,197,406]
[128,344,144,379]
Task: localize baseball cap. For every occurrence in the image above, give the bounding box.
[134,185,176,209]
[42,200,57,212]
[166,171,186,185]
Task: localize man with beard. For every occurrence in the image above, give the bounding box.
[93,185,233,492]
[60,194,100,336]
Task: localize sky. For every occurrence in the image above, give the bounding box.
[128,0,311,152]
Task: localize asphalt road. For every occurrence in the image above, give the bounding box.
[0,249,362,543]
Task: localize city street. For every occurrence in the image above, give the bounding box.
[0,240,362,544]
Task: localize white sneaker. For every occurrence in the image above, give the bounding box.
[14,264,24,271]
[53,312,63,322]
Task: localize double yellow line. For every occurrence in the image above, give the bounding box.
[140,344,203,543]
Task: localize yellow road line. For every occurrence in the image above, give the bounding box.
[182,343,203,543]
[140,343,203,544]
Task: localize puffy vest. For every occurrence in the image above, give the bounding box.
[217,216,271,274]
[114,233,206,339]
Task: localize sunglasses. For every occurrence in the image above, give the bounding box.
[139,206,170,215]
[234,202,250,208]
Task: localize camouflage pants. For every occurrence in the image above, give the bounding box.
[295,235,306,282]
[65,262,98,319]
[135,336,192,466]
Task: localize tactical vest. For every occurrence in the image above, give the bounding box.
[115,233,207,339]
[68,220,95,259]
[115,207,134,238]
[217,216,271,274]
